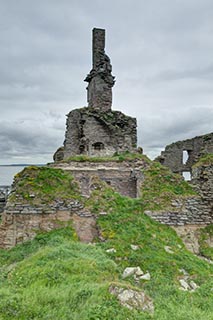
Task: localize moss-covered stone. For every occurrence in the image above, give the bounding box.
[141,162,197,210]
[9,166,82,205]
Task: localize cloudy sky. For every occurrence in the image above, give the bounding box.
[0,0,213,164]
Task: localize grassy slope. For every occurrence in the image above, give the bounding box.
[0,163,212,319]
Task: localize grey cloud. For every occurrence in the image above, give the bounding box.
[0,0,213,164]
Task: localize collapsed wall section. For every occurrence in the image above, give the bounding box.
[55,108,137,160]
[156,132,213,175]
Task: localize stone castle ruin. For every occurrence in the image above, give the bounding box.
[0,28,212,249]
[54,28,137,161]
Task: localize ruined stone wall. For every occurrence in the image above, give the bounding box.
[60,108,137,159]
[156,133,213,174]
[145,196,212,226]
[0,187,10,216]
[145,161,212,226]
[192,163,213,204]
[0,200,97,248]
[84,28,115,111]
[51,159,146,198]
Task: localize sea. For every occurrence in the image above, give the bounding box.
[0,166,27,186]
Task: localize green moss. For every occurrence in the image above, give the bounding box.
[63,151,151,163]
[193,153,213,167]
[198,225,213,260]
[9,166,82,204]
[141,162,197,210]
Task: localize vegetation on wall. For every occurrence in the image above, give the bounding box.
[62,151,151,163]
[193,153,213,167]
[8,166,82,204]
[140,161,197,210]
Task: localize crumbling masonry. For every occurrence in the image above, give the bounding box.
[54,28,137,161]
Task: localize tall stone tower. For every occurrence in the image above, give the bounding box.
[84,28,115,111]
[53,28,137,161]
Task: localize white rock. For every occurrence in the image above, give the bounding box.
[130,244,139,251]
[164,246,174,254]
[179,279,190,290]
[122,267,137,279]
[135,266,144,276]
[189,281,199,291]
[106,248,116,253]
[109,286,154,314]
[140,272,151,281]
[99,211,108,215]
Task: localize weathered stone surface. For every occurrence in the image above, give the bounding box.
[0,199,98,248]
[156,132,213,175]
[164,246,174,254]
[0,186,10,215]
[84,28,115,111]
[144,195,212,226]
[179,279,190,290]
[72,213,98,243]
[52,159,147,198]
[61,108,137,159]
[174,225,205,254]
[130,244,139,251]
[139,272,151,281]
[106,248,117,253]
[122,267,137,279]
[53,146,64,162]
[109,286,154,314]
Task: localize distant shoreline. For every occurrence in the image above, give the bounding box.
[0,164,45,167]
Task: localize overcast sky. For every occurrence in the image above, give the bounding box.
[0,0,213,164]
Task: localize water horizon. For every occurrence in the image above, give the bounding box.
[0,164,45,186]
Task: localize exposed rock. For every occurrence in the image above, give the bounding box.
[109,286,154,314]
[72,213,98,243]
[122,267,137,279]
[189,281,199,291]
[164,246,174,254]
[135,266,144,276]
[139,272,151,281]
[130,244,139,251]
[173,225,204,254]
[106,248,116,253]
[179,278,199,292]
[53,146,64,162]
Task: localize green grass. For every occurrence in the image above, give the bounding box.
[140,162,197,210]
[198,225,213,260]
[193,153,213,167]
[1,160,212,319]
[9,166,82,204]
[0,193,213,319]
[62,151,151,163]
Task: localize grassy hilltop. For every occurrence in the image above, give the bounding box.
[0,159,212,319]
